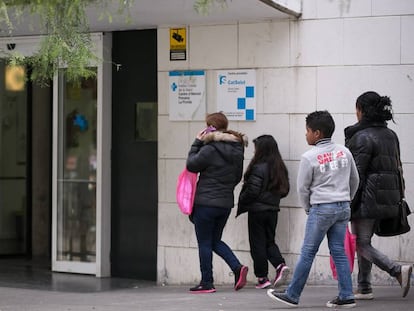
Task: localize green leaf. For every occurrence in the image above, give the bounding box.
[0,0,133,85]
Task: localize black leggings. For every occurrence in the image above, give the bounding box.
[248,210,285,278]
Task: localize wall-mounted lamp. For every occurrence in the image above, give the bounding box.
[5,65,25,91]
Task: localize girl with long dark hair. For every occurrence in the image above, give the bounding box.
[237,135,290,289]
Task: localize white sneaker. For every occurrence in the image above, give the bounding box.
[354,292,374,300]
[400,265,413,298]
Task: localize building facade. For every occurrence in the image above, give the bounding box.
[0,0,412,287]
[157,0,414,286]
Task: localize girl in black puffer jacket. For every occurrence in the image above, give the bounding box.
[187,112,249,293]
[237,135,290,289]
[345,91,412,299]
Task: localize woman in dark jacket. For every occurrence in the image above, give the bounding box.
[186,112,248,293]
[345,91,412,300]
[237,135,290,289]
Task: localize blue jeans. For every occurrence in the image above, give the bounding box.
[192,205,241,285]
[286,202,354,303]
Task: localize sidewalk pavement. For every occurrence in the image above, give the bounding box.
[0,281,413,311]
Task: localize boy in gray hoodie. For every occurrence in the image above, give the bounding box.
[267,110,359,309]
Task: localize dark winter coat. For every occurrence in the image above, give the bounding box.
[236,162,281,216]
[186,131,247,209]
[344,120,401,220]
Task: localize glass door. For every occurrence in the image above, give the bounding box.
[52,33,111,276]
[54,71,97,273]
[0,61,28,256]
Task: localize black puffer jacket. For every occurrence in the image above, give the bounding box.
[236,162,281,216]
[186,131,247,209]
[344,120,401,220]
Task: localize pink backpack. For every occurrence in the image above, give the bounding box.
[176,168,198,215]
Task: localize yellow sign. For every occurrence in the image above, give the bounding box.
[170,28,187,61]
[170,28,186,50]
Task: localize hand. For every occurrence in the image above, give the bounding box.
[197,126,216,140]
[196,129,206,140]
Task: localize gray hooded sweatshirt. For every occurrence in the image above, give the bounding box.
[297,138,359,213]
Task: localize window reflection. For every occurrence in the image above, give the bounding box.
[57,72,97,262]
[135,102,157,141]
[0,61,27,255]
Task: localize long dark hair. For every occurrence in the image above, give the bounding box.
[244,135,290,197]
[356,91,394,123]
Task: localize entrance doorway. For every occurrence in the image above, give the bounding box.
[0,60,52,261]
[0,33,111,277]
[52,33,112,276]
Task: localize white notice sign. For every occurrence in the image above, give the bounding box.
[169,70,206,121]
[216,69,256,121]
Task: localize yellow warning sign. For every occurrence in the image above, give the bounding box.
[170,28,187,61]
[170,28,186,50]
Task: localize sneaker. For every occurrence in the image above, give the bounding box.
[273,263,290,287]
[234,265,248,291]
[255,277,271,289]
[266,289,298,307]
[189,283,216,294]
[397,264,413,298]
[354,290,374,300]
[326,296,356,308]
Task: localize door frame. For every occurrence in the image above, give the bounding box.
[51,33,112,276]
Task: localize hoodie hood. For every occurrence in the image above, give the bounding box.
[201,131,248,164]
[201,131,248,146]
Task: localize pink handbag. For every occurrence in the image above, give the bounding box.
[330,225,356,280]
[176,168,198,215]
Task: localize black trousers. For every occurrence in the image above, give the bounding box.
[248,210,285,278]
